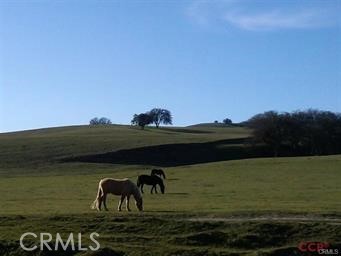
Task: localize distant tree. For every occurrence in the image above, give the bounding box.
[90,117,100,125]
[131,113,153,129]
[90,117,112,125]
[98,117,112,125]
[214,120,219,124]
[148,108,172,128]
[291,109,340,155]
[247,109,341,157]
[247,111,284,157]
[223,118,232,125]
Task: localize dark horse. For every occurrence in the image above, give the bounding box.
[151,169,166,179]
[137,175,165,194]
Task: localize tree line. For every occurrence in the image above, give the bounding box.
[89,117,112,125]
[88,108,340,158]
[89,108,172,129]
[247,109,341,157]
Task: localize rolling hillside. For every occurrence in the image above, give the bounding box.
[0,124,251,171]
[1,124,340,255]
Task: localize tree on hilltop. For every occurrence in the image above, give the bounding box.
[148,108,172,128]
[223,118,232,125]
[131,113,153,129]
[90,117,112,125]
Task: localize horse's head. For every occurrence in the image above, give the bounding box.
[159,181,165,194]
[133,186,143,211]
[160,169,166,179]
[135,197,143,211]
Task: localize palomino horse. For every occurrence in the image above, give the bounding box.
[91,178,143,211]
[151,168,166,179]
[137,175,165,194]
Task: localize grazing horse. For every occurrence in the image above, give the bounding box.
[91,178,143,212]
[151,168,166,179]
[137,175,165,194]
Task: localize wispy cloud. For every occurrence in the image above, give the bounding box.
[224,10,332,31]
[187,0,339,31]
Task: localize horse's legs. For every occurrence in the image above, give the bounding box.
[151,185,154,194]
[103,194,108,211]
[98,196,102,211]
[118,195,125,211]
[141,184,144,193]
[155,185,158,194]
[126,195,131,211]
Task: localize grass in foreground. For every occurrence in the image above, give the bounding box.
[0,213,340,256]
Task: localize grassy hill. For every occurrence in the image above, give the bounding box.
[0,124,250,169]
[1,124,340,255]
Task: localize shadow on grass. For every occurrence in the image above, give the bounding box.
[159,127,214,134]
[63,138,272,167]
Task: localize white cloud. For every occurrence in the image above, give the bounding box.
[224,10,331,31]
[187,0,339,31]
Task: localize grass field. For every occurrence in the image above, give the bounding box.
[0,125,340,255]
[1,156,341,215]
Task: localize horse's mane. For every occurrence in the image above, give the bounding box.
[151,169,166,179]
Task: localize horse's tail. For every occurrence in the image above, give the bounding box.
[91,182,103,210]
[136,176,141,188]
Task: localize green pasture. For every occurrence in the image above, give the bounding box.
[0,155,340,215]
[0,125,340,255]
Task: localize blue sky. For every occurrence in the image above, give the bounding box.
[0,0,340,132]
